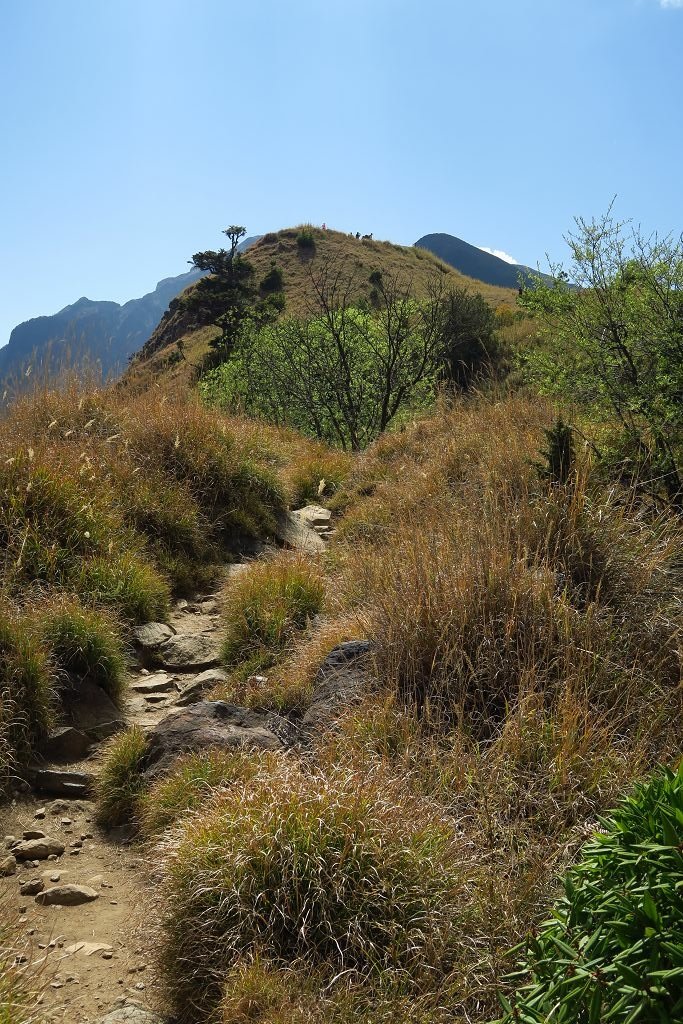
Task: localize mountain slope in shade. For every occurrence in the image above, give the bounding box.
[415,233,540,290]
[0,269,205,388]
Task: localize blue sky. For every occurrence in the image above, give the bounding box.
[1,0,682,346]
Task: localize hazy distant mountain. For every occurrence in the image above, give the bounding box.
[0,235,261,390]
[0,270,205,388]
[415,233,544,289]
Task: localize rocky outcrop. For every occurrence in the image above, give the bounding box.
[142,701,294,777]
[302,640,374,733]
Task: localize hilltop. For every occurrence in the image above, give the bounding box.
[124,226,517,393]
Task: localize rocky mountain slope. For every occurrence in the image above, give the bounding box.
[0,271,206,390]
[415,232,543,289]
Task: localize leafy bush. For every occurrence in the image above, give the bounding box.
[33,596,127,699]
[296,228,316,251]
[500,761,683,1024]
[156,760,461,1022]
[260,261,284,294]
[94,726,148,828]
[221,555,325,672]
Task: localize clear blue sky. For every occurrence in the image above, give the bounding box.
[1,0,682,346]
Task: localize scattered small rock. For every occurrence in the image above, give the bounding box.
[0,854,17,876]
[13,837,65,860]
[35,883,99,906]
[19,878,45,896]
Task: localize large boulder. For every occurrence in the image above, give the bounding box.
[156,633,220,671]
[61,678,125,741]
[302,640,374,734]
[142,701,296,777]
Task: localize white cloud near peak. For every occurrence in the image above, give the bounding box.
[660,1,683,8]
[478,246,518,265]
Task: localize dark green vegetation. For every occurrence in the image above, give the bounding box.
[196,230,505,448]
[520,207,683,507]
[501,763,683,1023]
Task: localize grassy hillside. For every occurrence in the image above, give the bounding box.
[124,226,517,393]
[98,393,683,1024]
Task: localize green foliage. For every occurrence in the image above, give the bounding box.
[519,207,683,506]
[94,726,148,828]
[188,225,271,366]
[296,228,315,251]
[156,761,460,1022]
[222,556,325,671]
[34,597,127,700]
[440,286,500,388]
[500,761,683,1024]
[200,300,439,450]
[260,260,284,294]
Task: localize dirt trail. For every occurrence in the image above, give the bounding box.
[1,508,331,1022]
[0,569,238,1024]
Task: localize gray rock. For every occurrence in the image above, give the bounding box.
[133,622,174,649]
[276,512,326,553]
[13,837,65,860]
[62,679,125,741]
[157,633,220,671]
[19,878,45,896]
[293,504,333,529]
[35,883,99,906]
[40,726,91,762]
[302,640,374,733]
[27,768,92,798]
[22,829,46,840]
[96,1007,164,1023]
[143,701,287,776]
[0,854,17,876]
[130,673,176,695]
[176,668,228,706]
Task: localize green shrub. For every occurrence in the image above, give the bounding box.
[33,597,127,700]
[260,261,284,294]
[156,761,460,1022]
[138,749,267,838]
[222,555,325,671]
[500,761,683,1024]
[94,726,148,828]
[296,229,315,251]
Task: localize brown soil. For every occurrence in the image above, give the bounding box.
[0,569,240,1023]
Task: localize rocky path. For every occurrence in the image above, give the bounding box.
[0,508,334,1024]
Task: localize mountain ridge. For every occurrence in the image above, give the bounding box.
[415,232,545,290]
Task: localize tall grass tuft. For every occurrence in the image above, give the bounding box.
[155,758,462,1023]
[94,726,148,828]
[221,554,325,673]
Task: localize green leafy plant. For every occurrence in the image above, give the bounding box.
[499,761,683,1023]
